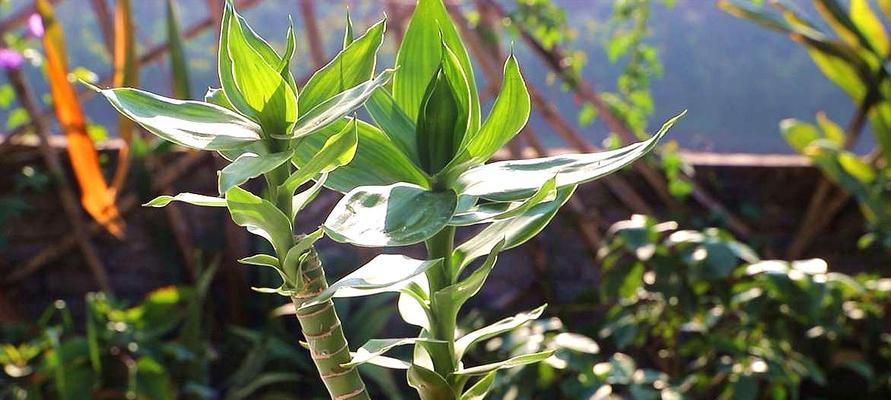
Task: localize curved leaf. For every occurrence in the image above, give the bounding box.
[219,151,292,194]
[454,112,683,201]
[299,19,386,111]
[394,0,479,128]
[225,187,292,257]
[344,338,445,369]
[452,351,555,377]
[221,2,297,134]
[366,88,419,163]
[453,186,576,270]
[324,183,457,247]
[460,371,497,400]
[93,86,261,150]
[455,305,547,359]
[293,118,429,193]
[144,193,226,208]
[283,120,358,195]
[449,177,556,226]
[408,364,456,400]
[454,54,530,167]
[289,69,395,139]
[300,254,440,309]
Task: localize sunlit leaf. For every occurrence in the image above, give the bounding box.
[454,112,682,201]
[455,305,546,359]
[299,19,386,112]
[394,0,479,128]
[219,151,292,194]
[144,192,226,208]
[93,86,262,150]
[225,186,292,257]
[452,351,555,376]
[324,183,457,247]
[300,254,440,309]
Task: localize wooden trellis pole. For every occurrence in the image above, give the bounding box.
[5,63,112,293]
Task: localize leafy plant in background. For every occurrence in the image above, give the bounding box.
[292,0,683,398]
[506,0,692,199]
[720,0,891,249]
[91,2,393,398]
[0,267,215,400]
[590,215,891,399]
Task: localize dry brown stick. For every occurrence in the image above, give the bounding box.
[6,151,209,285]
[479,0,753,238]
[5,66,112,293]
[298,0,326,68]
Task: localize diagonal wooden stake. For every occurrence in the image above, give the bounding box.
[5,65,112,293]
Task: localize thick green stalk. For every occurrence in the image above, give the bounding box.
[423,226,460,384]
[263,149,369,400]
[292,251,371,400]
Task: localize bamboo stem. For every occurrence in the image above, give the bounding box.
[291,251,370,400]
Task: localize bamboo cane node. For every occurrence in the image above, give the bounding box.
[302,320,342,340]
[334,384,368,400]
[297,301,334,319]
[321,366,357,379]
[291,287,325,301]
[310,342,349,360]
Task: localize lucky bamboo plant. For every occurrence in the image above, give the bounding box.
[90,2,392,399]
[292,0,684,399]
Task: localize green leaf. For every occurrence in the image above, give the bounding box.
[453,351,555,376]
[92,86,261,150]
[343,10,355,48]
[455,305,546,359]
[394,0,479,128]
[280,229,323,290]
[780,119,820,153]
[221,2,297,134]
[324,183,457,247]
[238,254,280,268]
[408,364,457,400]
[289,69,395,139]
[204,87,235,110]
[282,119,358,195]
[219,151,292,194]
[299,19,386,112]
[291,173,328,218]
[452,54,530,168]
[460,371,497,400]
[450,177,556,226]
[144,192,227,208]
[294,118,429,193]
[344,338,445,369]
[453,186,576,270]
[454,112,682,201]
[136,356,173,400]
[225,186,292,257]
[433,240,505,320]
[366,88,419,163]
[416,43,472,174]
[300,254,441,309]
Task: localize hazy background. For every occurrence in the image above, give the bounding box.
[0,0,851,153]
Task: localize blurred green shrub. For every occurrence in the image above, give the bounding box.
[478,215,891,400]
